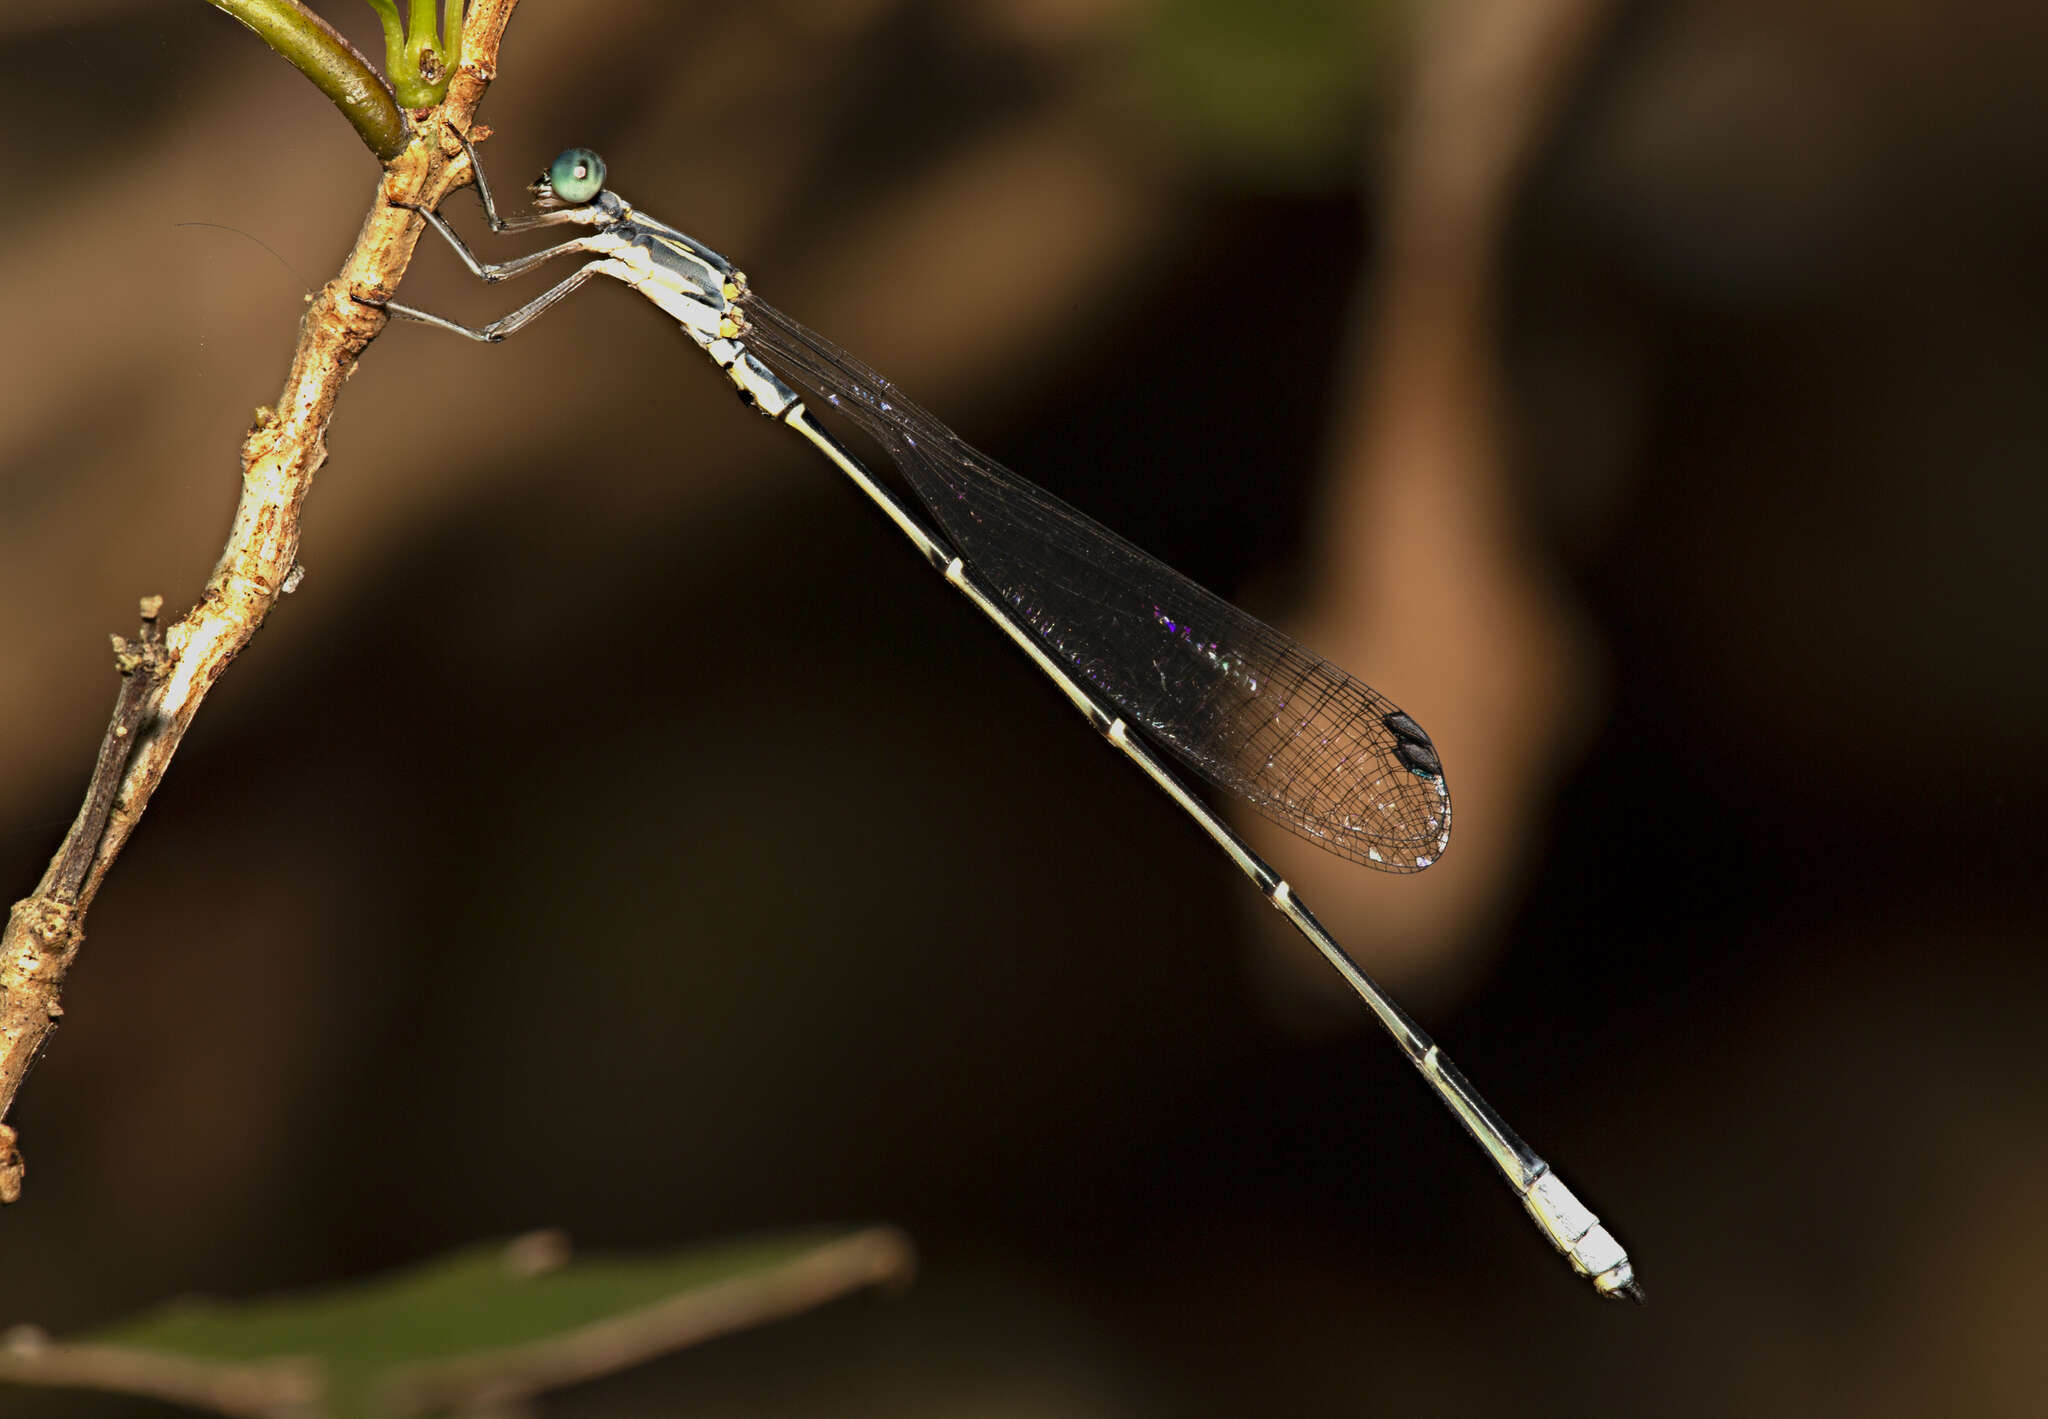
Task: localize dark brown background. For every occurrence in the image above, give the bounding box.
[2,1,2044,1415]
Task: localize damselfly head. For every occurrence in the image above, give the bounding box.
[532,147,606,209]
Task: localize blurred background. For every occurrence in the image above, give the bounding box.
[2,0,2045,1413]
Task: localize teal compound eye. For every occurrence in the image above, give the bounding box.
[547,148,606,204]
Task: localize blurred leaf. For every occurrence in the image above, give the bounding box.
[1,1227,912,1418]
[1143,0,1397,185]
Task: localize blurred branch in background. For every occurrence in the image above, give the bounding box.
[0,1228,913,1419]
[0,0,518,1199]
[1246,0,1620,994]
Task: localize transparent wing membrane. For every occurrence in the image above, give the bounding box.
[740,297,1452,871]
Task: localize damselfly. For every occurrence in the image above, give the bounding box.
[380,140,1639,1302]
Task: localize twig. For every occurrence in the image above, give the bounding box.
[381,1228,917,1416]
[0,599,168,1201]
[0,1229,911,1417]
[0,1327,319,1419]
[0,0,524,1202]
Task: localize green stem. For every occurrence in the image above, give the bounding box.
[444,0,465,74]
[364,0,463,108]
[363,0,407,85]
[205,0,408,160]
